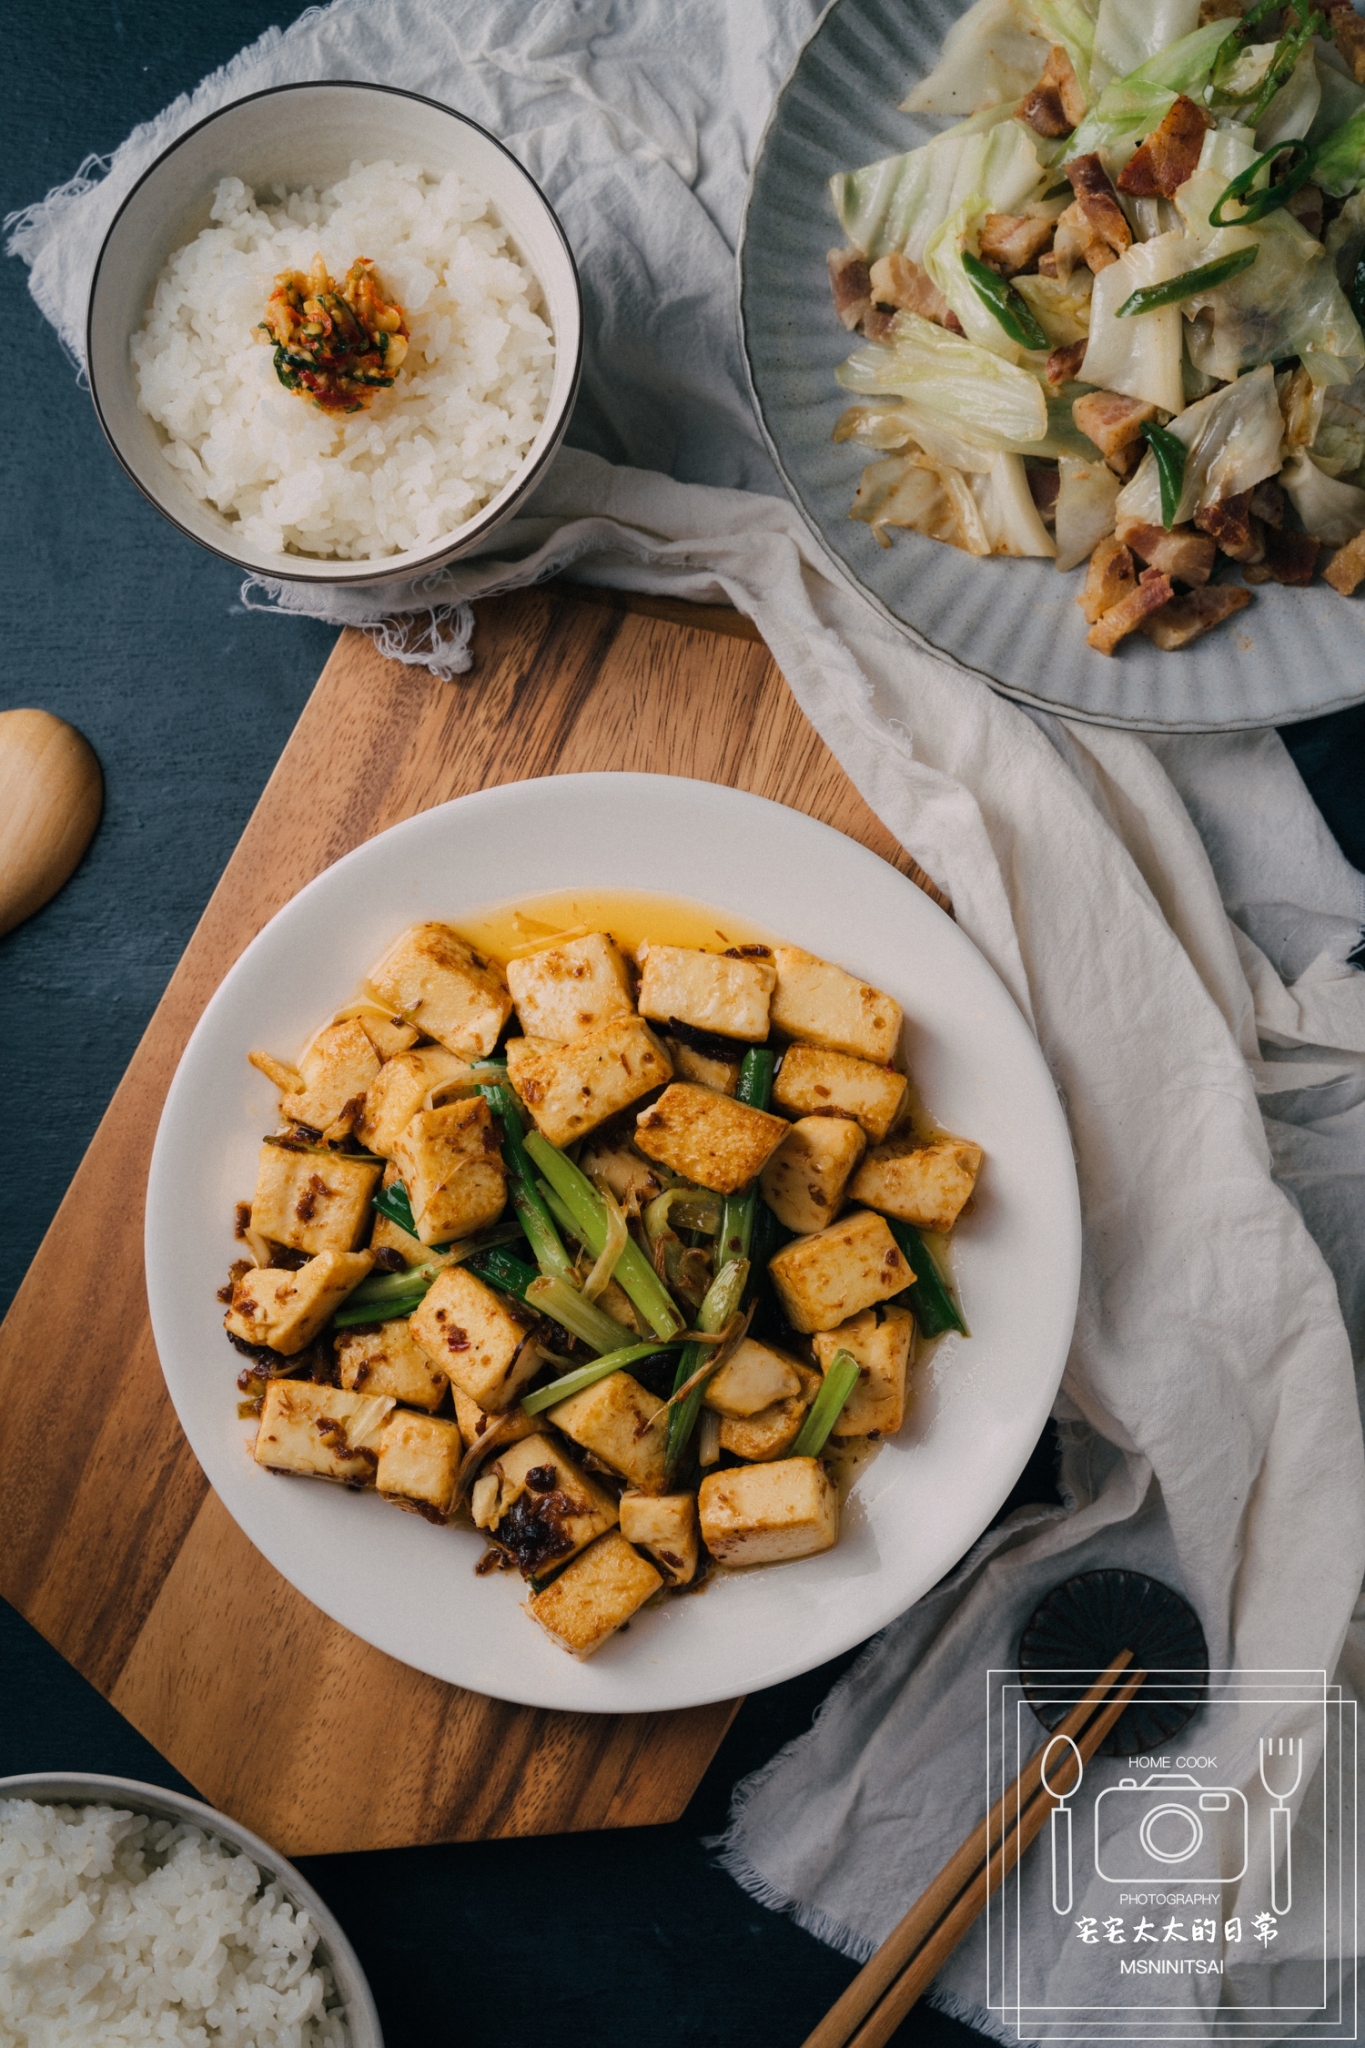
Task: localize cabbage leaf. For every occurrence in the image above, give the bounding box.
[1314,102,1365,199]
[975,452,1058,553]
[1080,230,1189,413]
[1280,450,1365,541]
[1069,20,1239,162]
[836,313,1049,447]
[1308,54,1365,151]
[1255,47,1322,150]
[1055,454,1120,568]
[830,120,1045,263]
[1091,0,1199,95]
[1115,364,1283,525]
[1013,268,1094,343]
[850,453,993,551]
[901,0,1052,115]
[1180,216,1365,381]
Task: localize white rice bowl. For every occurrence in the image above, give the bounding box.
[132,161,555,560]
[0,1797,349,2044]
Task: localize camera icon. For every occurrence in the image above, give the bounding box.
[1094,1773,1249,1884]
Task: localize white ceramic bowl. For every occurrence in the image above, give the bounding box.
[0,1771,382,2045]
[86,80,582,586]
[145,773,1081,1715]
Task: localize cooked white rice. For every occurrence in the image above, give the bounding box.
[132,161,555,560]
[0,1798,350,2045]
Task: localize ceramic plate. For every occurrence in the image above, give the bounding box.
[146,774,1079,1713]
[739,0,1365,732]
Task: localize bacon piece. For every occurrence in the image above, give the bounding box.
[1021,45,1088,136]
[867,252,961,331]
[1139,584,1252,648]
[1117,97,1211,198]
[1065,155,1133,263]
[1243,528,1321,584]
[1078,535,1137,623]
[1323,0,1365,83]
[978,213,1056,277]
[1117,519,1217,586]
[1072,389,1157,461]
[1194,489,1264,564]
[1027,465,1061,527]
[1324,528,1365,595]
[1046,339,1089,386]
[828,249,872,332]
[1250,478,1286,529]
[1087,567,1174,653]
[1042,201,1116,277]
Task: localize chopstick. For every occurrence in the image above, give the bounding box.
[802,1651,1145,2048]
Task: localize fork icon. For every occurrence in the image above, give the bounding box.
[1259,1737,1303,1913]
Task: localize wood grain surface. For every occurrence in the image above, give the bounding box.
[0,588,945,1857]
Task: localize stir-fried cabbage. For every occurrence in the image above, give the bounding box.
[830,120,1045,263]
[1080,230,1189,413]
[925,201,1033,356]
[1313,101,1365,199]
[834,400,996,468]
[1255,47,1322,150]
[1280,450,1365,541]
[1308,53,1365,150]
[901,0,1052,115]
[1182,216,1365,382]
[1055,454,1120,569]
[836,313,1049,446]
[1091,0,1199,95]
[1312,362,1365,479]
[1031,0,1101,101]
[978,452,1058,553]
[1013,267,1094,343]
[1069,20,1238,162]
[1116,364,1283,525]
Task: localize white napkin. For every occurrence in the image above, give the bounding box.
[13,4,1365,2034]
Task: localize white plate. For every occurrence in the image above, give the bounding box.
[146,773,1080,1713]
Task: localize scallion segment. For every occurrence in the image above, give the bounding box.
[884,1216,969,1340]
[664,1256,749,1477]
[1116,245,1258,318]
[1140,418,1188,529]
[372,1180,422,1237]
[332,1288,431,1329]
[717,1047,778,1265]
[961,250,1050,352]
[792,1349,862,1458]
[480,1082,575,1281]
[520,1340,681,1416]
[524,1273,637,1354]
[524,1131,685,1338]
[1209,140,1314,227]
[464,1246,539,1304]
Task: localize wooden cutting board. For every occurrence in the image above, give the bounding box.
[0,587,946,1858]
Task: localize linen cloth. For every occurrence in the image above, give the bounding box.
[12,3,1365,2033]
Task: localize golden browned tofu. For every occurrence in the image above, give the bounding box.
[248,1142,381,1256]
[698,1459,839,1566]
[376,1410,463,1517]
[355,1008,419,1060]
[409,1265,539,1411]
[812,1305,914,1436]
[768,1209,910,1333]
[664,1036,742,1095]
[471,1433,619,1580]
[271,1018,380,1138]
[849,1135,983,1233]
[718,1394,807,1462]
[619,1490,700,1584]
[225,1249,375,1355]
[357,1046,478,1157]
[769,946,902,1064]
[451,1384,539,1451]
[507,1015,673,1146]
[772,1043,907,1142]
[634,1084,788,1195]
[336,1320,448,1411]
[548,1370,670,1493]
[524,1531,663,1657]
[253,1378,393,1482]
[367,922,512,1058]
[759,1115,866,1234]
[389,1096,506,1245]
[506,932,635,1042]
[636,943,776,1042]
[702,1336,804,1419]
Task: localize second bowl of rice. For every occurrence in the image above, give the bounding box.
[86,80,582,584]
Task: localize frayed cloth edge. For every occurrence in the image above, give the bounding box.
[708,1838,876,1964]
[929,1986,1040,2048]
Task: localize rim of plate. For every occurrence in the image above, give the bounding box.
[146,773,1080,1712]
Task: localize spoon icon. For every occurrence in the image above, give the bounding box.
[1042,1732,1085,1915]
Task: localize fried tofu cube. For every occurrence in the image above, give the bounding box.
[507,1016,673,1146]
[409,1265,538,1410]
[389,1096,506,1245]
[636,943,776,1042]
[769,946,902,1064]
[226,1249,375,1354]
[759,1115,866,1234]
[812,1305,914,1436]
[718,1394,808,1462]
[367,922,512,1058]
[269,1019,380,1138]
[472,1435,619,1582]
[849,1135,983,1233]
[506,933,635,1042]
[772,1043,908,1142]
[336,1320,449,1411]
[248,1143,381,1256]
[451,1384,540,1452]
[548,1370,670,1493]
[524,1531,663,1657]
[634,1083,788,1195]
[698,1459,839,1567]
[357,1046,478,1157]
[664,1036,742,1095]
[253,1378,393,1482]
[703,1336,804,1418]
[619,1490,700,1584]
[376,1411,463,1517]
[768,1209,910,1333]
[356,1009,419,1060]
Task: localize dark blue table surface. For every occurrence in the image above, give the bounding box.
[3,7,1361,2042]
